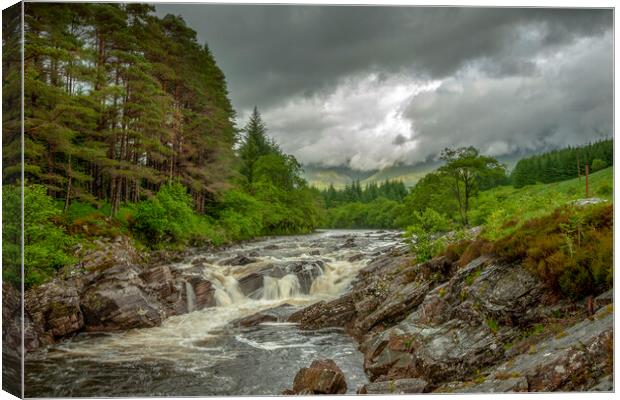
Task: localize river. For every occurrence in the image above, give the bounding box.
[25,229,405,397]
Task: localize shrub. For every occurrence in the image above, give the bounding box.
[410,208,452,233]
[406,226,448,263]
[131,183,198,246]
[3,184,76,287]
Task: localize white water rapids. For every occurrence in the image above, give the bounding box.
[25,230,404,397]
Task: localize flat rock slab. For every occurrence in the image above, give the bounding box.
[358,378,428,394]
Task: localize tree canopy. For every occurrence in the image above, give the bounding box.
[438,146,507,225]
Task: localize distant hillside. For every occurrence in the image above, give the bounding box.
[303,152,524,189]
[302,166,378,189]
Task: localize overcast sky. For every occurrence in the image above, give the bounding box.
[155,5,613,170]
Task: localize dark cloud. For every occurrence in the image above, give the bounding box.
[403,33,613,162]
[155,5,611,111]
[154,4,613,169]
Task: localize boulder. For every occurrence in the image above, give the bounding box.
[80,264,163,331]
[289,359,348,394]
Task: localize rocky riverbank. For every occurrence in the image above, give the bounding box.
[5,229,613,395]
[287,239,614,393]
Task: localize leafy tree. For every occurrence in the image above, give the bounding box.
[438,146,506,226]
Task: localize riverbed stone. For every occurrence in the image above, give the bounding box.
[290,359,348,394]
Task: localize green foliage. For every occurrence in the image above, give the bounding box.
[238,107,282,187]
[324,198,403,229]
[3,184,76,287]
[437,146,507,226]
[511,139,612,188]
[15,3,237,216]
[405,208,452,263]
[319,179,408,229]
[321,179,408,208]
[399,172,458,226]
[472,167,612,240]
[591,158,607,172]
[493,203,612,299]
[597,183,612,197]
[486,318,499,334]
[218,189,264,241]
[131,183,198,246]
[409,208,452,233]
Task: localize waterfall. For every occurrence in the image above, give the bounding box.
[310,261,356,296]
[204,269,246,307]
[214,288,233,306]
[185,282,196,312]
[262,274,301,300]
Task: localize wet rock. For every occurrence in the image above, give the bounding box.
[497,305,613,392]
[191,257,209,266]
[457,377,529,393]
[4,282,52,354]
[184,275,216,310]
[220,254,258,266]
[439,304,614,393]
[232,304,296,327]
[233,313,278,327]
[80,264,163,331]
[25,279,84,340]
[140,265,175,298]
[358,378,428,394]
[264,244,279,250]
[289,293,356,330]
[289,359,348,394]
[340,237,356,249]
[591,375,613,391]
[309,249,321,256]
[347,253,365,262]
[451,259,546,326]
[81,235,143,273]
[594,289,613,309]
[355,280,431,333]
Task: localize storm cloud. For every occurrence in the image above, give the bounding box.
[155,4,613,170]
